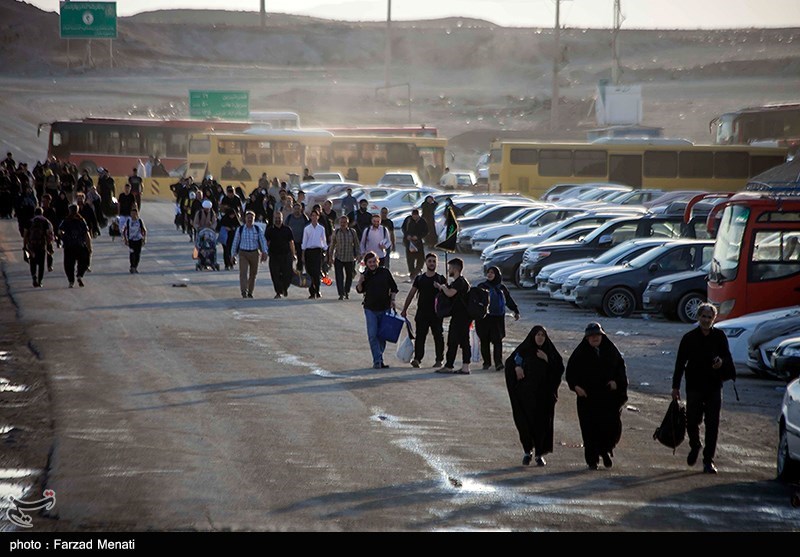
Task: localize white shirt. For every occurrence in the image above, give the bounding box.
[361,225,389,259]
[302,222,328,250]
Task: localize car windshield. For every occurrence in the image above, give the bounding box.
[519,209,548,225]
[501,207,536,223]
[549,226,592,242]
[603,190,632,202]
[626,244,673,269]
[379,175,414,186]
[593,241,646,265]
[575,189,614,201]
[464,203,496,217]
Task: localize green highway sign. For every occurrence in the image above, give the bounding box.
[60,2,118,39]
[189,91,250,120]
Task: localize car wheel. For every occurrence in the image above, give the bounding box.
[777,424,800,482]
[602,287,635,318]
[677,291,705,323]
[513,264,528,289]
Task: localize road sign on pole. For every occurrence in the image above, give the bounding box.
[189,91,250,120]
[60,2,118,39]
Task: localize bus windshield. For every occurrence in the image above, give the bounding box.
[711,205,750,282]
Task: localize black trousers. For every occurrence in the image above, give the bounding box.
[29,247,46,283]
[63,246,89,284]
[294,241,304,273]
[334,259,355,296]
[305,248,323,296]
[478,315,505,368]
[223,232,236,268]
[129,239,143,269]
[269,252,293,295]
[414,313,444,363]
[445,317,472,367]
[687,389,722,464]
[406,245,425,276]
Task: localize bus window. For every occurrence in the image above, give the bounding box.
[362,143,389,166]
[306,145,331,170]
[218,140,242,155]
[539,149,572,176]
[712,205,750,281]
[167,133,188,158]
[188,137,211,154]
[714,151,748,178]
[573,150,607,177]
[751,155,786,176]
[750,231,800,281]
[643,151,678,178]
[332,142,357,166]
[679,152,713,178]
[510,149,538,165]
[144,131,167,159]
[120,130,141,156]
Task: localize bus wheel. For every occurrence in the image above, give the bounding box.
[602,288,635,318]
[677,292,705,323]
[79,161,98,175]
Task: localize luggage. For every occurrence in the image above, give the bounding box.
[377,311,405,343]
[395,320,415,363]
[653,399,687,452]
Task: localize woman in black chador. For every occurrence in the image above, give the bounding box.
[504,325,564,467]
[566,322,628,470]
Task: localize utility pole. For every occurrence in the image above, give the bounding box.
[260,0,266,28]
[384,0,392,89]
[612,0,624,85]
[550,0,561,132]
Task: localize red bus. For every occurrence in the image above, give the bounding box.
[708,184,800,319]
[38,118,439,177]
[711,103,800,155]
[37,118,253,177]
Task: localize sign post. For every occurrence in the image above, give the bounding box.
[60,2,117,69]
[189,91,250,120]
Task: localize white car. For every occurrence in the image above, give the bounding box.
[471,208,587,253]
[312,172,345,182]
[366,186,441,214]
[778,376,800,482]
[377,171,423,188]
[715,305,800,371]
[746,315,800,379]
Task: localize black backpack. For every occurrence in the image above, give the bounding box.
[27,220,48,250]
[653,400,687,453]
[466,285,491,321]
[434,291,453,319]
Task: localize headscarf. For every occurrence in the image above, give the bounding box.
[516,325,561,365]
[485,265,502,287]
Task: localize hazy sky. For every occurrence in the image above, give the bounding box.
[24,0,800,28]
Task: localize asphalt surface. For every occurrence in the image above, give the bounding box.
[1,200,798,531]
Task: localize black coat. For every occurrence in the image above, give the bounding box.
[566,335,628,456]
[504,327,564,456]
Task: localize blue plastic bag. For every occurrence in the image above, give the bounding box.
[377,311,405,343]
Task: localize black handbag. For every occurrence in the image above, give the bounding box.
[653,400,687,453]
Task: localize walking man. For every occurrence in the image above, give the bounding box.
[400,252,446,368]
[232,211,268,298]
[128,167,143,212]
[356,251,398,369]
[286,202,310,274]
[401,209,428,282]
[672,303,735,474]
[265,211,296,298]
[328,214,361,300]
[122,207,147,274]
[360,214,391,267]
[380,207,396,270]
[301,210,328,299]
[434,257,472,375]
[58,204,92,288]
[118,183,136,237]
[23,207,54,288]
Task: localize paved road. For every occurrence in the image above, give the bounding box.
[1,201,798,531]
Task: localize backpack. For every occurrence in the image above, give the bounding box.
[434,291,453,319]
[28,220,48,250]
[466,285,491,321]
[488,285,506,316]
[653,400,687,453]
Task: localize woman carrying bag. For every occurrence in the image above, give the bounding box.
[476,266,520,371]
[504,325,564,467]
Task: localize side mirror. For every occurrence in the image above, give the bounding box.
[599,234,613,245]
[648,262,658,273]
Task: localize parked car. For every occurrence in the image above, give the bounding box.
[366,186,441,214]
[453,171,478,188]
[470,208,589,253]
[377,171,423,188]
[455,202,543,251]
[540,238,671,299]
[311,172,345,182]
[513,214,705,289]
[777,375,800,482]
[771,337,800,381]
[573,240,714,317]
[568,186,635,208]
[542,182,630,203]
[475,153,490,183]
[483,211,635,263]
[540,183,583,202]
[605,189,665,207]
[715,306,800,371]
[304,181,363,209]
[642,262,711,323]
[645,190,707,211]
[746,315,800,379]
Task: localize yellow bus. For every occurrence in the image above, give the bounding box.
[187,129,334,185]
[188,131,448,186]
[327,135,447,185]
[488,139,788,198]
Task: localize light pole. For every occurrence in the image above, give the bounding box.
[384,0,392,89]
[550,0,561,132]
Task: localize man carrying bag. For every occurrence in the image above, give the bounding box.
[356,251,399,369]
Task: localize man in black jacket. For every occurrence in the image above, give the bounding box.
[402,209,428,282]
[434,257,472,375]
[672,303,735,474]
[356,251,398,369]
[349,198,372,241]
